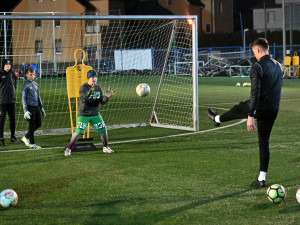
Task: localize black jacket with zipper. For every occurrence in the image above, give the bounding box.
[248,54,283,117]
[0,69,17,104]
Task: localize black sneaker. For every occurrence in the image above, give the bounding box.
[0,138,6,147]
[207,108,220,127]
[10,136,20,143]
[250,179,266,187]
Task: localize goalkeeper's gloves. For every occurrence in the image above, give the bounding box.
[41,108,46,117]
[24,111,31,120]
[105,87,115,98]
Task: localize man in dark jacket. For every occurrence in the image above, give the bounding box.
[0,59,19,146]
[207,38,283,187]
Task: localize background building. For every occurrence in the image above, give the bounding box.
[253,0,300,32]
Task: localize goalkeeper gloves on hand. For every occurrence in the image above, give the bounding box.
[105,87,115,98]
[41,108,46,117]
[24,111,31,120]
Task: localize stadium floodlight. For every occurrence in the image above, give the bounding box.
[0,14,199,136]
[243,28,249,51]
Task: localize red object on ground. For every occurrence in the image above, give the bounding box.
[14,70,19,78]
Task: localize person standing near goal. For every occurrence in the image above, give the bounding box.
[21,67,46,149]
[64,70,115,156]
[0,59,19,146]
[207,38,283,187]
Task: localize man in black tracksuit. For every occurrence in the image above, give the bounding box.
[207,38,283,187]
[0,59,19,146]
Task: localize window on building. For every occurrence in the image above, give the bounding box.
[167,0,172,6]
[268,11,275,23]
[55,20,60,27]
[206,24,211,33]
[35,40,43,54]
[86,20,100,33]
[55,40,62,54]
[219,2,223,13]
[35,20,41,28]
[294,5,300,28]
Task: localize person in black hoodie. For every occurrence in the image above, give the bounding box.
[207,38,283,187]
[0,59,19,146]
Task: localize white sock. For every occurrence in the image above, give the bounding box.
[215,115,221,123]
[258,171,266,181]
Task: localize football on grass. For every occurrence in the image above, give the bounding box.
[266,184,286,203]
[0,189,18,208]
[136,83,150,97]
[296,188,300,203]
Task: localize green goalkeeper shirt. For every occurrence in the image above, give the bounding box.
[78,83,109,117]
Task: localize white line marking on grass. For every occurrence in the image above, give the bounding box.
[199,105,229,111]
[0,119,246,153]
[109,119,247,145]
[202,98,300,107]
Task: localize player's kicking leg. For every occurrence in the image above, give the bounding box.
[207,100,250,126]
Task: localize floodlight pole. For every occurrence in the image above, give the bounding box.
[282,0,286,62]
[243,28,249,51]
[4,12,7,58]
[52,12,57,73]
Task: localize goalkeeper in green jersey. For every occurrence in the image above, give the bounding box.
[64,70,115,156]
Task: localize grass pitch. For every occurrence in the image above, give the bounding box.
[0,77,300,224]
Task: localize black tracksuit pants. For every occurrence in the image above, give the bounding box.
[220,100,278,172]
[25,106,41,144]
[0,103,16,138]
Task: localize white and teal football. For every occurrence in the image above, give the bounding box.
[136,83,150,97]
[266,184,286,203]
[0,189,18,208]
[296,188,300,203]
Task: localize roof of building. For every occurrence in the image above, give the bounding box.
[252,0,282,9]
[125,0,174,15]
[76,0,96,11]
[187,0,205,7]
[8,0,96,12]
[3,0,21,12]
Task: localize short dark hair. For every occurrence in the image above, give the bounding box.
[251,38,269,52]
[25,67,35,75]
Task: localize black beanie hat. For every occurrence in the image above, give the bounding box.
[2,59,12,66]
[2,59,12,71]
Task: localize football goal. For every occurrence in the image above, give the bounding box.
[0,14,198,136]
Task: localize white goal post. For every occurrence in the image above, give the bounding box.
[0,14,198,135]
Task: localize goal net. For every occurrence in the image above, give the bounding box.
[0,15,198,136]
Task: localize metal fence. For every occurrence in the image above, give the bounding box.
[200,44,300,63]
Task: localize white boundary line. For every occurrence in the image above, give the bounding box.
[0,119,246,154]
[1,97,297,154]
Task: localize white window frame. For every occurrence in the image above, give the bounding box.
[55,39,62,54]
[55,20,60,28]
[219,2,223,13]
[268,11,275,23]
[35,40,43,54]
[36,20,41,28]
